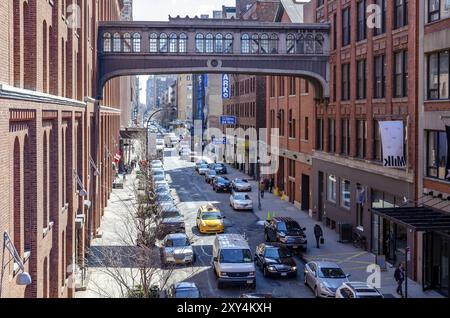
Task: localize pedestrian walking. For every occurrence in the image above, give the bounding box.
[394,263,405,298]
[314,224,324,249]
[260,182,265,199]
[269,178,275,193]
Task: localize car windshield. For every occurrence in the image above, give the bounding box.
[236,179,248,183]
[201,212,221,220]
[162,211,181,218]
[319,267,347,279]
[220,249,253,264]
[174,288,200,298]
[200,164,208,169]
[217,178,229,183]
[265,247,291,259]
[234,194,250,200]
[277,221,302,232]
[166,238,188,247]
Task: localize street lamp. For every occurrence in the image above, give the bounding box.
[145,107,177,163]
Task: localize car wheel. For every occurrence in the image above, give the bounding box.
[314,286,320,298]
[263,266,269,278]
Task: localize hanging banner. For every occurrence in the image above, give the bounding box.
[445,126,450,180]
[222,74,230,99]
[379,121,406,168]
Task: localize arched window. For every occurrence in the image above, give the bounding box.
[169,33,177,53]
[287,33,296,54]
[224,33,233,53]
[269,33,278,54]
[305,33,315,54]
[113,32,121,52]
[149,33,158,53]
[132,33,141,52]
[215,34,223,53]
[205,34,214,53]
[13,137,21,254]
[251,34,259,54]
[315,33,324,54]
[103,33,111,52]
[260,34,269,54]
[179,33,187,53]
[241,34,250,54]
[159,33,168,53]
[297,33,305,54]
[123,33,131,52]
[195,33,204,53]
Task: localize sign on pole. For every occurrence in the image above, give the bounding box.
[220,115,237,125]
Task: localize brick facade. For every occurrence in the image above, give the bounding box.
[0,0,133,298]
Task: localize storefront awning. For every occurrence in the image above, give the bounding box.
[372,206,450,232]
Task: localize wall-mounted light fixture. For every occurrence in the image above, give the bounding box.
[2,232,32,286]
[74,170,87,197]
[89,156,101,176]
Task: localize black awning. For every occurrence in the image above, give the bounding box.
[372,206,450,232]
[120,128,147,140]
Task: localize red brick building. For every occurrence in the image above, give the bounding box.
[265,2,316,212]
[306,0,419,278]
[0,0,134,298]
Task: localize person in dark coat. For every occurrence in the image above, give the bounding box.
[314,224,324,248]
[394,263,405,298]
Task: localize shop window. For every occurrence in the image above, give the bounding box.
[426,130,448,180]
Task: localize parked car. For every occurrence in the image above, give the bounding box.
[195,160,207,172]
[230,192,253,211]
[158,205,185,239]
[335,282,384,299]
[264,217,307,253]
[166,282,201,298]
[198,164,210,175]
[160,233,195,266]
[212,234,256,289]
[212,177,232,193]
[151,168,165,177]
[153,174,167,185]
[151,160,163,166]
[232,178,252,192]
[156,193,174,205]
[254,243,297,278]
[205,170,218,184]
[155,185,171,196]
[196,204,225,234]
[304,261,350,298]
[156,139,165,151]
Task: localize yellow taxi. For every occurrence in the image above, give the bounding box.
[196,204,225,234]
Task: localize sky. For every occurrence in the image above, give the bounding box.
[133,0,236,104]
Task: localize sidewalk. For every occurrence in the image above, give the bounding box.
[224,164,443,299]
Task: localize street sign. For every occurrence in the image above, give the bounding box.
[222,74,230,99]
[212,136,227,145]
[220,115,237,125]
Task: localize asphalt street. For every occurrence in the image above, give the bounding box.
[162,153,314,298]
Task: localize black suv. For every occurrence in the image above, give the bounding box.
[264,217,307,253]
[212,177,232,193]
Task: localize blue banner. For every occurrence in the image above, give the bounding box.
[220,116,237,125]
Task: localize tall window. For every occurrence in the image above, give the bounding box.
[427,50,449,100]
[305,117,309,141]
[287,34,296,54]
[123,33,131,52]
[357,59,366,100]
[374,55,386,98]
[260,34,269,54]
[270,76,276,97]
[205,34,214,53]
[289,77,296,95]
[251,34,259,54]
[316,118,324,151]
[279,110,285,136]
[342,63,350,101]
[394,0,408,29]
[374,0,387,36]
[342,7,351,47]
[357,0,367,41]
[356,120,367,158]
[288,109,296,138]
[327,175,337,203]
[333,13,337,50]
[103,32,111,52]
[241,34,250,54]
[269,34,278,53]
[149,33,158,53]
[159,33,168,53]
[169,33,177,53]
[224,34,233,53]
[426,130,448,180]
[132,33,141,52]
[333,65,337,102]
[328,119,336,153]
[113,33,121,52]
[394,51,409,97]
[179,33,187,53]
[279,77,285,96]
[341,179,351,209]
[428,0,441,22]
[374,120,382,161]
[341,119,350,156]
[195,33,204,53]
[215,34,223,53]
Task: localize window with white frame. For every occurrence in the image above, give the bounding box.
[327,175,337,203]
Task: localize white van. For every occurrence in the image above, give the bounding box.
[212,234,256,289]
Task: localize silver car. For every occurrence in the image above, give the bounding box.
[160,233,195,266]
[304,261,350,298]
[230,193,253,211]
[198,164,210,175]
[232,178,252,192]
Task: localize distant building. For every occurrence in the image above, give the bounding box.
[177,75,193,123]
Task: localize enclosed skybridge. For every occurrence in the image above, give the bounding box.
[97,17,330,100]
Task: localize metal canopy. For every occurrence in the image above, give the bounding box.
[372,206,450,232]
